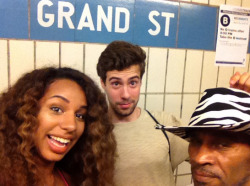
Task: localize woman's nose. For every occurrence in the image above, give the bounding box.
[59,112,76,132]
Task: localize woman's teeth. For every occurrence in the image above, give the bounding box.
[49,135,71,144]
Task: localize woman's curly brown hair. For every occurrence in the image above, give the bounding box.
[0,67,116,186]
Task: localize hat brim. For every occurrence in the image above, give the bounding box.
[158,120,250,141]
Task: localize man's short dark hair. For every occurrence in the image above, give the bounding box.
[97,40,146,82]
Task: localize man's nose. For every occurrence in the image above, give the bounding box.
[191,144,216,166]
[59,112,76,132]
[121,85,130,99]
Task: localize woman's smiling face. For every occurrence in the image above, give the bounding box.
[34,79,87,163]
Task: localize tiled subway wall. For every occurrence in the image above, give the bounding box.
[1,0,250,185]
[1,40,250,185]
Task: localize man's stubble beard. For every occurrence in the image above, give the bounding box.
[110,100,138,118]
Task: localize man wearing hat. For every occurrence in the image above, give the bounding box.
[158,87,250,186]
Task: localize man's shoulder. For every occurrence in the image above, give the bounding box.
[143,109,176,120]
[142,109,183,127]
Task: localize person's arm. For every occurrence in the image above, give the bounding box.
[230,72,250,93]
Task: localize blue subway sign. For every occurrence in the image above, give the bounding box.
[0,0,28,39]
[0,0,248,52]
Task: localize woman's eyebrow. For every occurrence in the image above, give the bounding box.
[49,95,69,103]
[49,95,88,108]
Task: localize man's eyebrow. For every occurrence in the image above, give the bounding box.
[108,77,121,82]
[129,76,140,80]
[108,75,140,82]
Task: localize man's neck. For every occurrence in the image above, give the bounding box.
[110,107,141,123]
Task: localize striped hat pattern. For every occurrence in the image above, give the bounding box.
[158,88,250,141]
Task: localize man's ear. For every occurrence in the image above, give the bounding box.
[100,78,106,89]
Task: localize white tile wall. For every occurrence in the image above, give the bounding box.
[146,94,164,111]
[61,42,84,72]
[192,0,208,4]
[226,0,242,6]
[176,175,193,186]
[36,41,59,68]
[9,40,34,86]
[209,0,225,6]
[242,0,250,7]
[164,94,182,118]
[0,40,8,92]
[147,47,168,93]
[137,94,146,109]
[181,94,200,124]
[85,43,107,87]
[247,54,250,72]
[138,93,146,109]
[201,51,218,92]
[165,49,186,93]
[183,50,203,93]
[217,66,234,87]
[234,54,250,74]
[177,161,191,174]
[180,0,192,2]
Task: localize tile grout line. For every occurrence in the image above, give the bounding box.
[180,49,187,119]
[163,48,169,111]
[7,40,10,88]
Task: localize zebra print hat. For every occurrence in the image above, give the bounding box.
[159,87,250,141]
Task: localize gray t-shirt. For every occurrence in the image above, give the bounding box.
[113,109,189,186]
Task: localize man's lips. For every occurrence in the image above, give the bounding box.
[193,169,220,182]
[118,102,133,109]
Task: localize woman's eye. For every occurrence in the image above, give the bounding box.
[76,113,86,121]
[51,107,63,113]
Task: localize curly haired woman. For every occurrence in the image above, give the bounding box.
[0,67,116,186]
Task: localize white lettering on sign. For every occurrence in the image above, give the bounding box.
[77,3,95,30]
[37,0,54,27]
[58,1,75,29]
[97,5,112,32]
[148,10,175,36]
[37,0,130,33]
[115,7,130,33]
[162,12,174,36]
